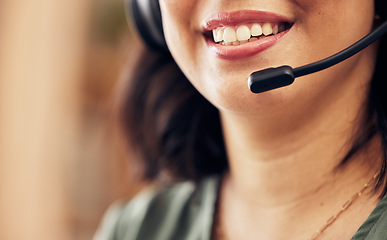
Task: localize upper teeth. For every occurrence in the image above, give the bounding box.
[212,23,285,45]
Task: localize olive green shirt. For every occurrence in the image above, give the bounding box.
[94,176,387,240]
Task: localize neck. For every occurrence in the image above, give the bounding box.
[218,72,381,209]
[217,86,382,239]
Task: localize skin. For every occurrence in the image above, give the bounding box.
[159,0,383,239]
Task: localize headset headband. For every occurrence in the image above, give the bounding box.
[126,0,167,51]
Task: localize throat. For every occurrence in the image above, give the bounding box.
[213,169,381,240]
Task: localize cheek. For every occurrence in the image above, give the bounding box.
[159,0,197,49]
[294,0,374,33]
[159,0,208,92]
[286,0,375,74]
[159,0,377,114]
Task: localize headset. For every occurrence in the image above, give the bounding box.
[126,0,167,51]
[126,0,387,93]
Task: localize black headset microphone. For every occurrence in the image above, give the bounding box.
[127,0,387,94]
[249,21,387,93]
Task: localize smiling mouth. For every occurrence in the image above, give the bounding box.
[206,22,293,46]
[202,11,295,59]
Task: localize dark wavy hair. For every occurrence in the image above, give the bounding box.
[121,1,387,193]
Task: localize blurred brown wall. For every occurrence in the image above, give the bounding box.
[0,0,136,239]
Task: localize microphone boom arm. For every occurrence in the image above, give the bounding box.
[249,20,387,93]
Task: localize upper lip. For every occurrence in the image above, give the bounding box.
[201,10,294,31]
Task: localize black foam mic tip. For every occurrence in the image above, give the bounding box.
[248,66,295,93]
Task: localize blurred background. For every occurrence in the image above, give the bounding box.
[0,0,140,239]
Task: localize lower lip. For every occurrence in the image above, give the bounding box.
[206,30,289,60]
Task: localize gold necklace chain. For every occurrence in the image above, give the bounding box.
[309,172,379,240]
[214,172,380,240]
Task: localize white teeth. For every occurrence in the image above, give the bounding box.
[223,27,237,43]
[262,23,273,36]
[236,25,251,41]
[212,22,288,45]
[216,29,223,42]
[213,30,218,42]
[212,29,220,42]
[213,29,223,42]
[251,24,262,37]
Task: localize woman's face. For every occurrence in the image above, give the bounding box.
[159,0,377,115]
